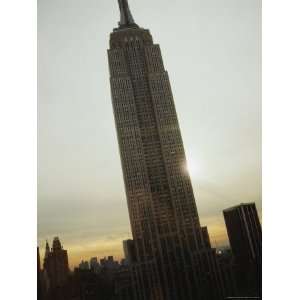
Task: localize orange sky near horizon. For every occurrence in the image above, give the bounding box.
[40,219,231,270]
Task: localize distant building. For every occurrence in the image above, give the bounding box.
[37,247,43,300]
[99,258,106,266]
[120,258,127,266]
[223,203,262,297]
[90,257,100,273]
[223,203,262,266]
[73,268,102,300]
[123,240,136,265]
[79,260,90,270]
[114,265,135,300]
[201,226,212,248]
[100,256,119,270]
[216,249,238,298]
[43,237,70,289]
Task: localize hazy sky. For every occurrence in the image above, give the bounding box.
[38,0,261,268]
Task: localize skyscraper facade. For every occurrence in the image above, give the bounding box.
[223,202,262,296]
[108,1,224,299]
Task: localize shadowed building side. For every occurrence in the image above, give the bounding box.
[223,203,262,297]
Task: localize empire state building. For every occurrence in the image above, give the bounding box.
[108,1,224,299]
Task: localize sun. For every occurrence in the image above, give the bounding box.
[185,155,200,179]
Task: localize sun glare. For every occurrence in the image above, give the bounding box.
[186,155,200,179]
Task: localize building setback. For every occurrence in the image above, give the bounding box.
[108,1,224,299]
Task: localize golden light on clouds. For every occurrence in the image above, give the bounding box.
[42,223,229,270]
[44,236,129,270]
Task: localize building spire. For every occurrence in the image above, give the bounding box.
[45,240,50,257]
[43,240,50,269]
[118,0,138,28]
[52,236,62,252]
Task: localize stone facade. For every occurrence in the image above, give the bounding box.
[108,1,224,299]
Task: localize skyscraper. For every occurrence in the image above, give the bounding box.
[43,237,70,289]
[37,247,43,300]
[223,203,262,296]
[108,1,224,299]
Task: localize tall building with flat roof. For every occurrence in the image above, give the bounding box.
[107,1,224,299]
[223,203,262,297]
[223,203,261,266]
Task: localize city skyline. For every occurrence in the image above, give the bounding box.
[38,0,261,269]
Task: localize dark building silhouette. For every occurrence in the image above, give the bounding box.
[201,226,212,248]
[73,268,106,300]
[38,247,44,300]
[216,249,238,299]
[43,237,70,290]
[71,263,134,300]
[114,265,136,300]
[225,298,260,300]
[100,256,120,270]
[108,1,224,299]
[89,257,100,273]
[123,239,136,265]
[223,203,262,297]
[79,260,90,271]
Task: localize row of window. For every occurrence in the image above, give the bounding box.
[145,45,164,73]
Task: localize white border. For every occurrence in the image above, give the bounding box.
[0,0,300,299]
[263,0,300,299]
[0,0,37,298]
